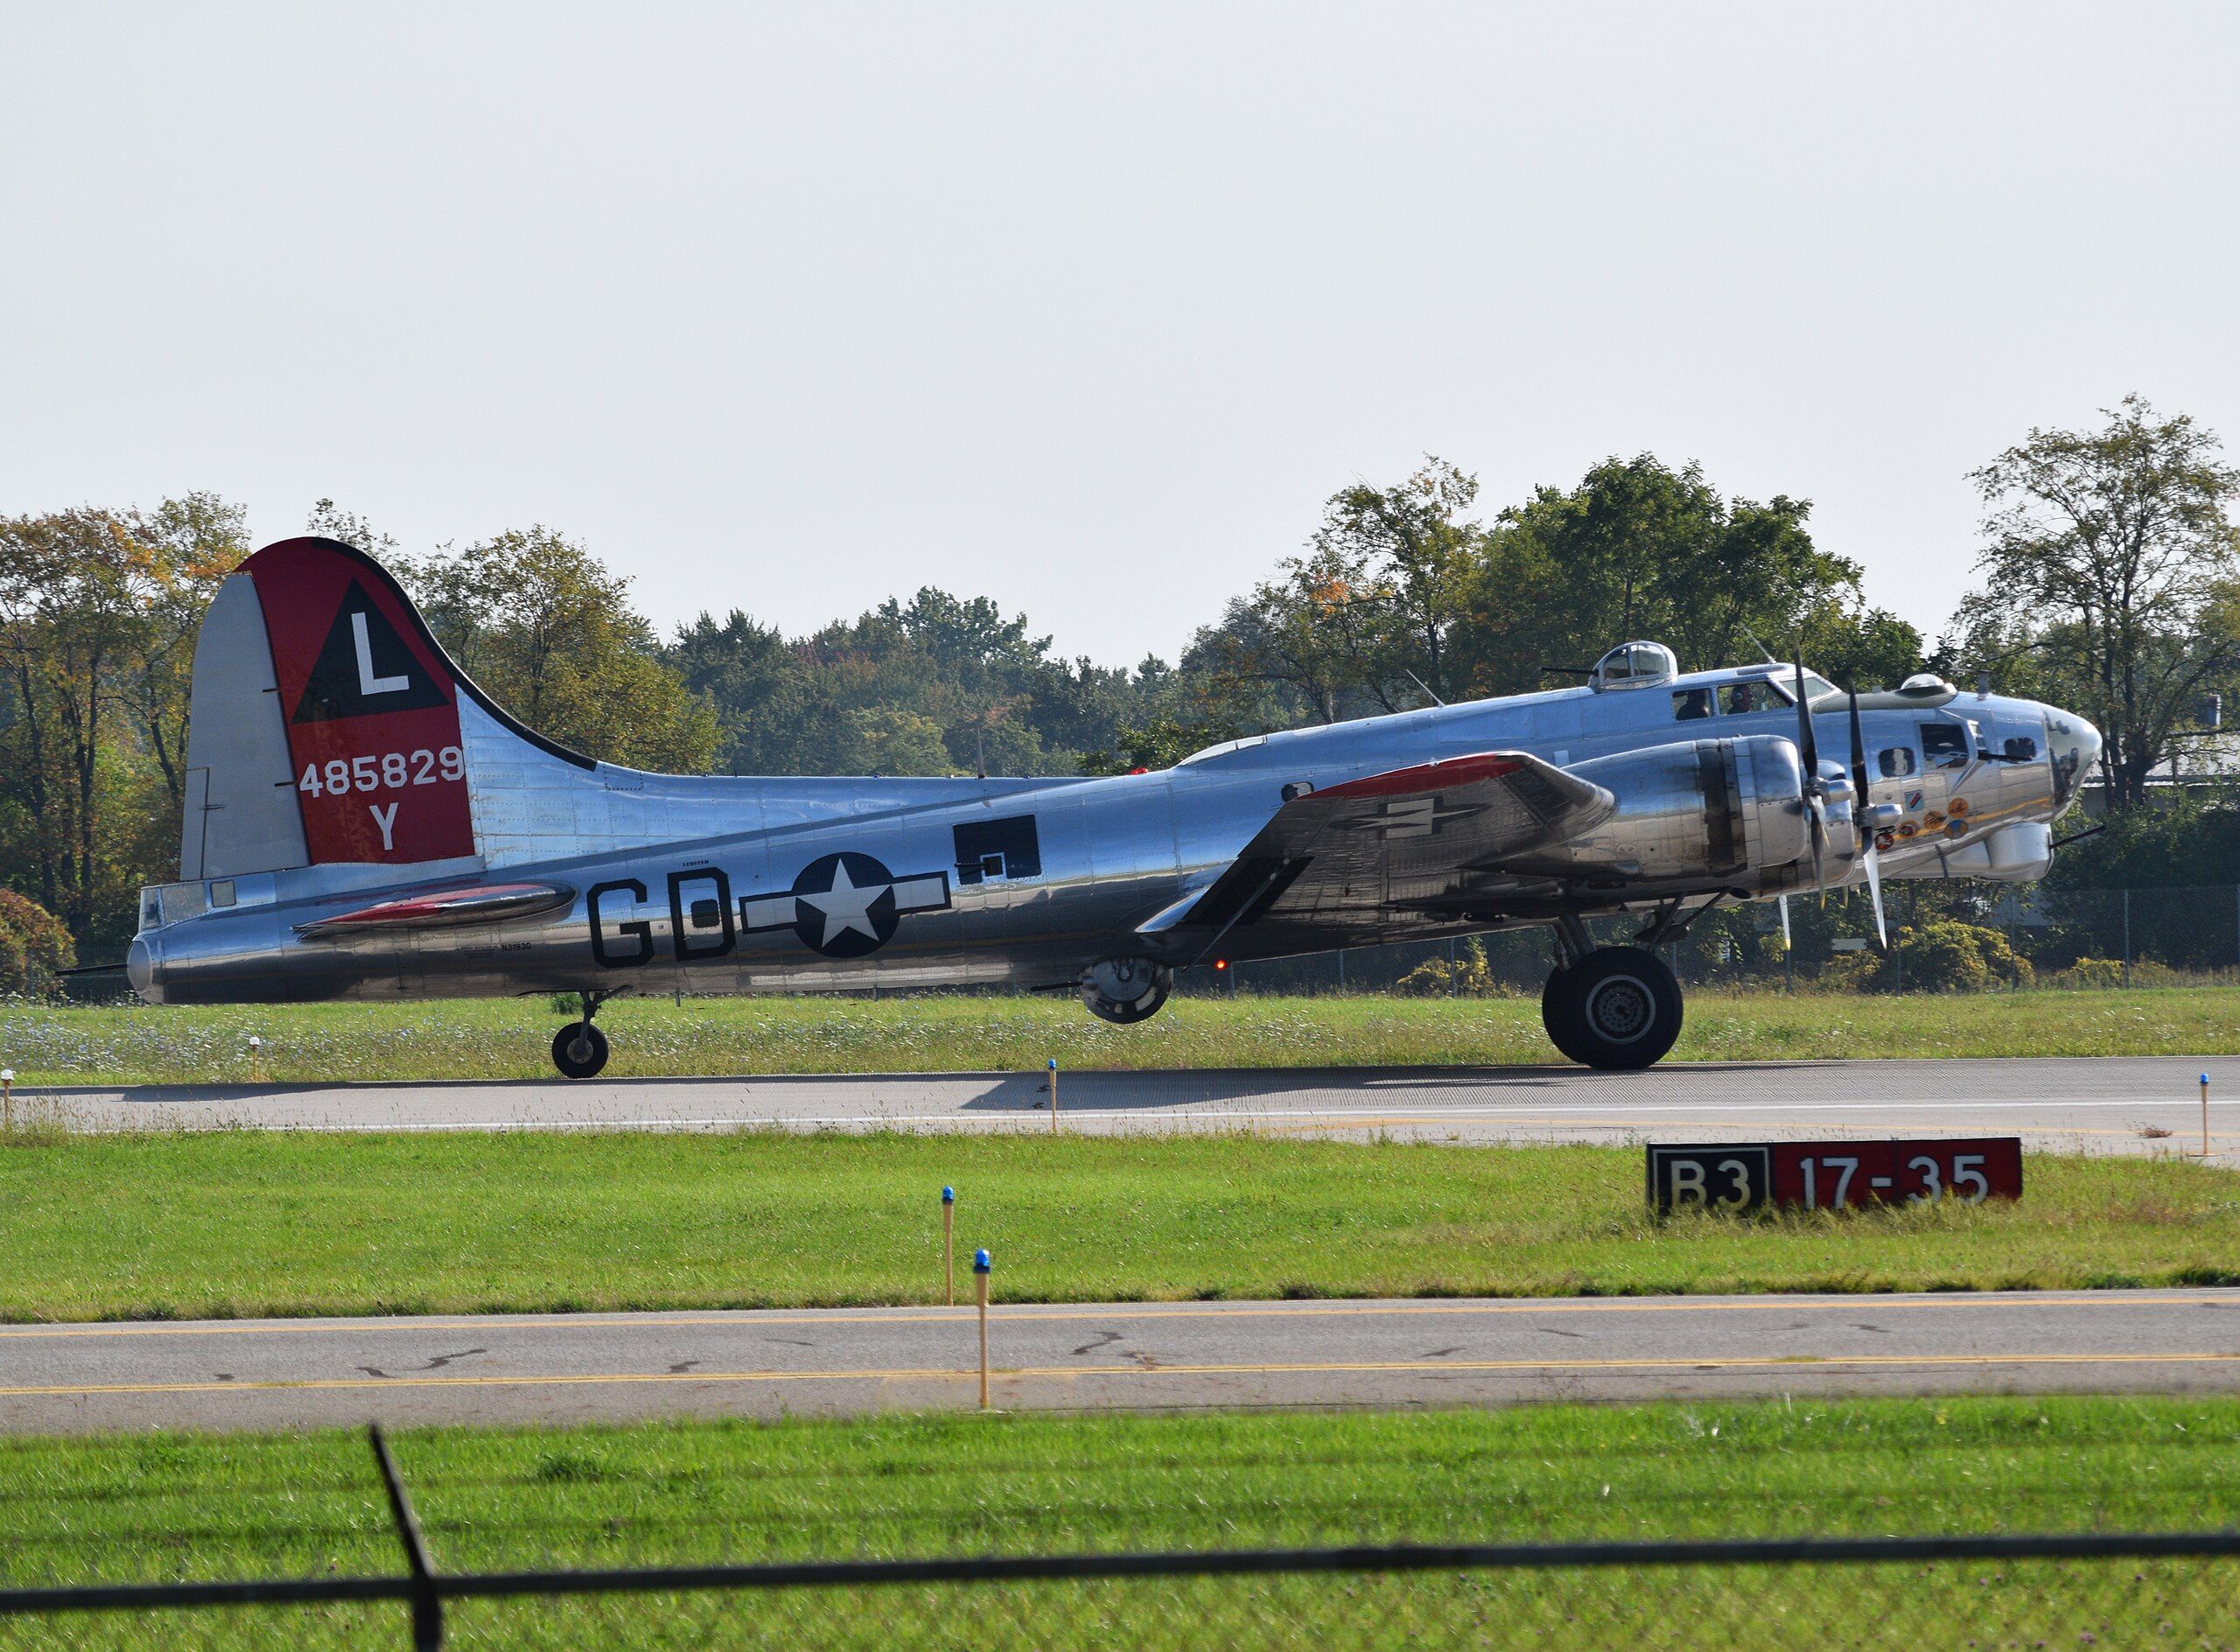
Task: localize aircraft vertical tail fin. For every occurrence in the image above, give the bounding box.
[178,565,309,880]
[179,536,589,879]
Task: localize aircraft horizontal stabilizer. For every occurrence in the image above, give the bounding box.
[1152,751,1614,943]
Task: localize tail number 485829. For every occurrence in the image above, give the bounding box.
[298,746,465,797]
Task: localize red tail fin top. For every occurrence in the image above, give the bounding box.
[243,537,476,865]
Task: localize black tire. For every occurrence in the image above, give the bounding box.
[1540,966,1580,1060]
[551,1021,610,1080]
[1084,985,1169,1026]
[1543,947,1683,1070]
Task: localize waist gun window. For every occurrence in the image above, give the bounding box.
[1920,723,1969,768]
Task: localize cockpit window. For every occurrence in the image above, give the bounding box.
[1758,671,1838,708]
[1672,687,1714,721]
[1920,722,1970,769]
[1720,682,1767,716]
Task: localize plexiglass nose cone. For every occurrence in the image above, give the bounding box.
[2043,708,2102,808]
[126,932,161,1003]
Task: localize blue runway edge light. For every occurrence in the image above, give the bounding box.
[1047,1058,1058,1069]
[973,1248,991,1273]
[942,1186,955,1203]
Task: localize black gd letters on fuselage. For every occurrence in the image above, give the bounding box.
[587,854,956,969]
[587,871,734,969]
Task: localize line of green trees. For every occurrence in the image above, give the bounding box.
[5,397,2236,963]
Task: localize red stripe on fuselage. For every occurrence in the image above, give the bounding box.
[306,883,564,930]
[1320,752,1524,800]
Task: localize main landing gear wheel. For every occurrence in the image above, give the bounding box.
[1079,956,1173,1026]
[551,1020,609,1080]
[1542,946,1683,1070]
[1540,968,1578,1054]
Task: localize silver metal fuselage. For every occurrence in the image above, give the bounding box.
[129,668,2090,1008]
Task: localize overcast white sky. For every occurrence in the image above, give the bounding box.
[4,4,2236,668]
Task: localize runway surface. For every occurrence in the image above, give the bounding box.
[4,1289,2236,1434]
[22,1055,2238,1152]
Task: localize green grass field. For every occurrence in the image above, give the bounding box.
[2,1397,2234,1649]
[2,1132,2234,1321]
[6,984,2239,1085]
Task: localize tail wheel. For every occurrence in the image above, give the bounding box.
[1543,947,1683,1070]
[551,1021,610,1080]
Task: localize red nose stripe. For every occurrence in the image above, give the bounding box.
[1320,752,1525,800]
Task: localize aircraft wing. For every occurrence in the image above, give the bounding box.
[1150,751,1614,947]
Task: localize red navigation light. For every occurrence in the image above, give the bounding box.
[1214,958,1228,970]
[1127,766,1149,775]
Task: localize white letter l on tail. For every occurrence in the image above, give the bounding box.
[353,612,410,695]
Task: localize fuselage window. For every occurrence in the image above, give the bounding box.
[1672,687,1714,721]
[1878,746,1918,778]
[1920,722,1970,770]
[954,816,1042,885]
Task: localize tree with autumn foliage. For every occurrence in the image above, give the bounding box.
[0,498,241,949]
[397,527,718,774]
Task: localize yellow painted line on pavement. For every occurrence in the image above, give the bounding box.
[3,1292,2236,1340]
[6,1349,2240,1402]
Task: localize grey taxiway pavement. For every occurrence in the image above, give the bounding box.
[4,1290,2237,1434]
[24,1055,2240,1152]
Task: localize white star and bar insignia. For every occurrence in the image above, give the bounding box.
[739,851,951,958]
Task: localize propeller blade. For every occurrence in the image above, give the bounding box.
[1862,836,1887,948]
[1848,685,1868,804]
[1791,651,1827,898]
[1794,658,1819,772]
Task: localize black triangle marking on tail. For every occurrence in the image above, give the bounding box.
[291,580,451,724]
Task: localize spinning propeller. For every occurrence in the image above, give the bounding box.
[1791,659,1830,895]
[1791,657,1889,947]
[1846,682,1889,948]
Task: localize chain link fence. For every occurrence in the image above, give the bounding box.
[5,1424,2239,1648]
[8,1511,2237,1648]
[1189,884,2240,998]
[465,1553,2236,1649]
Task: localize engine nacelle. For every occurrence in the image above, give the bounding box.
[1546,737,1812,884]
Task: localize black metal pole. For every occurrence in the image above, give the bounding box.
[369,1425,444,1651]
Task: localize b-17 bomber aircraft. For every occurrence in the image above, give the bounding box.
[130,537,2103,1075]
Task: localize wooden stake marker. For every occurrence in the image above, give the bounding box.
[942,1186,956,1306]
[1047,1058,1059,1133]
[973,1248,992,1410]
